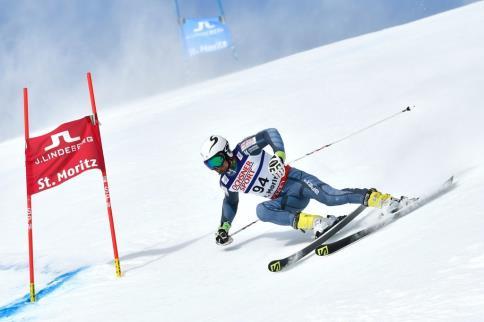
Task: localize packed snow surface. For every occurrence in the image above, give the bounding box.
[1,3,484,321]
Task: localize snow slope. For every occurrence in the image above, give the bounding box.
[1,2,484,321]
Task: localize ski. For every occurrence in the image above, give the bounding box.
[315,176,455,256]
[267,204,367,272]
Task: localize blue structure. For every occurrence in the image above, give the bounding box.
[174,0,236,58]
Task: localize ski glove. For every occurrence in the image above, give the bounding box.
[268,151,286,179]
[215,222,233,246]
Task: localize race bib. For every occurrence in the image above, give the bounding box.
[220,148,286,199]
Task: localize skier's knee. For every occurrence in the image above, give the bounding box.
[256,203,272,222]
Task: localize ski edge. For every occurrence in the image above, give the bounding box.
[267,205,367,272]
[315,175,456,256]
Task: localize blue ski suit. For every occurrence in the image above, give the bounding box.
[219,128,368,227]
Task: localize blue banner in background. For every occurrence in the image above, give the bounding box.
[182,17,233,56]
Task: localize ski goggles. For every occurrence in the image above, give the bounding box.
[204,153,226,170]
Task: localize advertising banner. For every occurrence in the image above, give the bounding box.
[182,17,233,56]
[25,116,106,195]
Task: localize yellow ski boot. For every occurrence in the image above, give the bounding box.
[365,188,401,213]
[293,212,342,238]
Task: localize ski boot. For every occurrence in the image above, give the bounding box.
[390,195,418,213]
[313,215,346,238]
[293,212,345,238]
[365,189,415,214]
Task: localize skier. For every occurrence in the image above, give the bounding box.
[201,128,402,246]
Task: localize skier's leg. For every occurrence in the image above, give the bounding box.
[298,171,368,206]
[297,170,401,211]
[255,169,360,232]
[256,195,345,238]
[256,195,310,227]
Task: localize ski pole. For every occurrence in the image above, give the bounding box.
[228,106,412,237]
[289,106,412,164]
[229,219,259,237]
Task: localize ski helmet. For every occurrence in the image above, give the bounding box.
[200,135,232,170]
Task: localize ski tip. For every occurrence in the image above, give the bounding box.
[445,175,455,187]
[315,245,329,256]
[268,260,282,272]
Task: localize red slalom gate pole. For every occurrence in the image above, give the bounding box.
[24,88,36,302]
[87,72,122,277]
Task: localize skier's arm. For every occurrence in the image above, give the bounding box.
[221,190,239,225]
[257,128,285,156]
[215,190,239,246]
[240,128,286,159]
